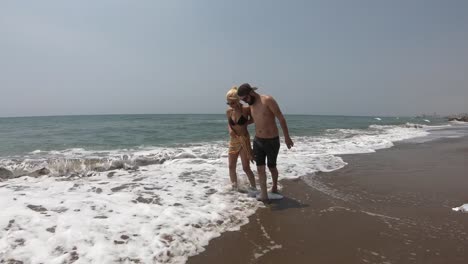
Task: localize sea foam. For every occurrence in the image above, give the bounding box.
[452,204,468,213]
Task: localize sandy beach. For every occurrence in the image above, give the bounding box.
[188,136,468,264]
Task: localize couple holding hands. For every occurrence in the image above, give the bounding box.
[226,83,294,203]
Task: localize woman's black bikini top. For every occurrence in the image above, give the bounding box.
[229,115,248,126]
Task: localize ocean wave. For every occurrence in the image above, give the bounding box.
[449,120,468,125]
[0,123,434,180]
[0,144,227,179]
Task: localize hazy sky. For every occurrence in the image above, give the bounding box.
[1,0,467,117]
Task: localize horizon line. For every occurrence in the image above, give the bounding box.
[0,112,446,119]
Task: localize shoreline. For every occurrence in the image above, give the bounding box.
[188,136,468,264]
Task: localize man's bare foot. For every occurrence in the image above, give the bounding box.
[231,183,238,191]
[256,194,269,201]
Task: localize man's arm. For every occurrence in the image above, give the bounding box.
[267,97,294,149]
[244,106,255,125]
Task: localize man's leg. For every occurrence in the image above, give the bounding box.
[269,166,279,193]
[257,165,268,200]
[266,137,281,193]
[253,137,268,201]
[240,147,256,189]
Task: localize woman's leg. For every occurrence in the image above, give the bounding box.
[228,152,239,189]
[240,148,256,189]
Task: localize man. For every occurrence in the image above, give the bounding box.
[237,83,294,202]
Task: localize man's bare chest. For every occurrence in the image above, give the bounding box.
[251,105,274,121]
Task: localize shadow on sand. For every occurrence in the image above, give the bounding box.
[268,195,309,211]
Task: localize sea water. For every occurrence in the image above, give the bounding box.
[0,114,466,263]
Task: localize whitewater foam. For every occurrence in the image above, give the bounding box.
[0,164,260,263]
[452,204,468,213]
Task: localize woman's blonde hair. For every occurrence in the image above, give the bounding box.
[226,86,239,102]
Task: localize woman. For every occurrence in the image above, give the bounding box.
[226,87,257,191]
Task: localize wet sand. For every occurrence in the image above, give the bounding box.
[188,136,468,264]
